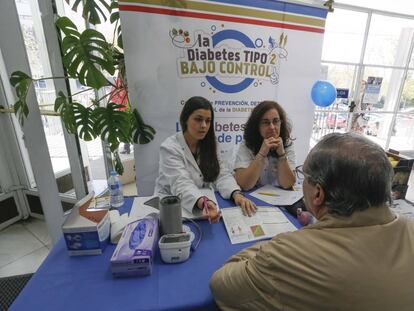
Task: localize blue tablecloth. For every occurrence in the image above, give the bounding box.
[10,193,300,311]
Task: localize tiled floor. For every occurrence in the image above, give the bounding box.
[0,218,51,278]
[1,174,413,278]
[0,181,138,278]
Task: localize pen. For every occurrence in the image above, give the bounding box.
[203,196,211,224]
[258,192,279,197]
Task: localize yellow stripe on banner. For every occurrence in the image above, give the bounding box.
[120,0,325,28]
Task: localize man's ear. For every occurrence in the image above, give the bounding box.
[313,183,325,207]
[312,184,327,219]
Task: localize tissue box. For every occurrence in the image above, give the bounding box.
[62,193,110,256]
[110,216,159,277]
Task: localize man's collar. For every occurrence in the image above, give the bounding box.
[306,205,397,229]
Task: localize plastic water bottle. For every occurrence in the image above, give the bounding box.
[108,171,124,208]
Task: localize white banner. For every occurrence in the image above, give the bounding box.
[120,0,327,194]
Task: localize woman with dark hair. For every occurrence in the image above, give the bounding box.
[235,101,296,191]
[155,96,257,221]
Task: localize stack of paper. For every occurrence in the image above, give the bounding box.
[249,185,303,206]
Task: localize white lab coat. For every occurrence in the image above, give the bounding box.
[155,132,240,214]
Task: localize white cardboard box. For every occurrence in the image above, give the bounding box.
[62,193,110,256]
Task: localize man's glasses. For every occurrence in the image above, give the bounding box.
[260,118,281,127]
[296,165,322,187]
[295,165,311,184]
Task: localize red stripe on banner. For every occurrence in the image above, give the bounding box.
[119,4,325,34]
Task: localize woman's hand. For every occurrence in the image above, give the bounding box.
[234,193,257,216]
[259,137,285,157]
[197,198,221,223]
[296,208,314,226]
[274,137,285,156]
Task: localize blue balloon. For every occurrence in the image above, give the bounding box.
[311,80,337,107]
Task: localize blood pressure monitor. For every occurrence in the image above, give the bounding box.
[158,232,193,263]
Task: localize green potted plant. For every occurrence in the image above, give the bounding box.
[9,0,155,175]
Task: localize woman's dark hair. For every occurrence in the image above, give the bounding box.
[180,96,220,182]
[244,101,292,156]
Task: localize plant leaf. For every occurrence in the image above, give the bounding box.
[117,27,123,49]
[14,99,29,125]
[55,16,80,38]
[109,1,123,49]
[111,47,124,69]
[73,103,97,141]
[65,0,111,25]
[10,71,31,87]
[58,27,114,89]
[131,109,156,145]
[10,71,32,124]
[92,103,130,150]
[110,11,119,24]
[54,91,67,112]
[110,1,119,24]
[84,0,111,24]
[54,92,77,134]
[62,103,77,134]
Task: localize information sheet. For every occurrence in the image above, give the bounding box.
[221,206,297,244]
[250,185,303,206]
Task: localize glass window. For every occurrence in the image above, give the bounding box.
[314,4,414,156]
[16,0,71,182]
[389,114,414,151]
[361,66,405,112]
[95,15,118,46]
[337,0,414,16]
[59,1,86,33]
[58,1,136,195]
[313,63,357,142]
[364,14,414,67]
[311,110,350,144]
[57,2,106,194]
[321,9,367,63]
[354,112,390,148]
[321,62,357,94]
[399,70,414,112]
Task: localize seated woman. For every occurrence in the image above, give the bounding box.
[235,101,296,190]
[155,96,257,221]
[235,101,313,226]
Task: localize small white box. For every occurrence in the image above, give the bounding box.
[62,193,110,256]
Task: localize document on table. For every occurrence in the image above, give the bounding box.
[390,199,414,218]
[221,206,297,244]
[250,184,303,206]
[129,196,160,220]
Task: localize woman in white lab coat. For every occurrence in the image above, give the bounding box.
[155,96,256,222]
